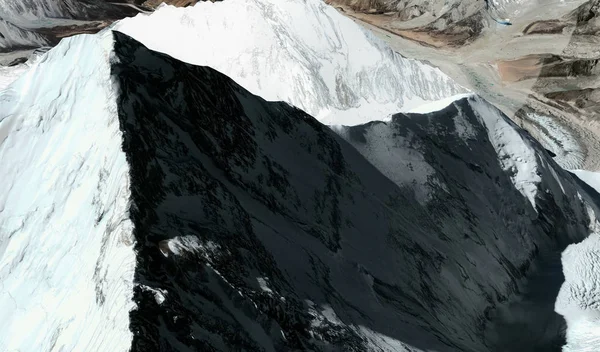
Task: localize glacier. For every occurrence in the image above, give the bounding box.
[0,0,600,351]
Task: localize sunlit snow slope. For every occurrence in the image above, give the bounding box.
[113,0,466,125]
[0,33,136,351]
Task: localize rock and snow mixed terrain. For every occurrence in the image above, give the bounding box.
[1,0,600,351]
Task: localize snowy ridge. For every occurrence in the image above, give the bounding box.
[0,33,135,351]
[113,0,466,126]
[470,97,541,208]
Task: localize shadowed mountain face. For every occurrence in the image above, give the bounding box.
[111,31,597,351]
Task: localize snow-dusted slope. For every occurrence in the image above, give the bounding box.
[0,33,135,351]
[113,0,466,125]
[0,0,82,19]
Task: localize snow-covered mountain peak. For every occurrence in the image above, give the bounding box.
[112,0,466,125]
[1,0,600,351]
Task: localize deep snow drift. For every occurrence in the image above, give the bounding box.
[1,0,600,351]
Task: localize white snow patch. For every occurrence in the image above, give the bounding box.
[0,64,29,90]
[357,326,412,352]
[0,34,136,351]
[571,170,600,194]
[159,235,203,257]
[141,285,167,305]
[471,97,540,208]
[0,51,45,90]
[256,277,273,294]
[321,305,343,325]
[408,93,472,114]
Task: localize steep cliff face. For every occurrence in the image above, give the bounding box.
[112,32,597,351]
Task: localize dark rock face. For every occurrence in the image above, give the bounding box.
[111,31,597,351]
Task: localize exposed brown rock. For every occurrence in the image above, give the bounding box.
[142,0,201,9]
[415,11,484,47]
[35,21,113,45]
[523,20,569,35]
[498,54,600,83]
[326,1,485,48]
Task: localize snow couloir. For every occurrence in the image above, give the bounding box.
[1,0,600,351]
